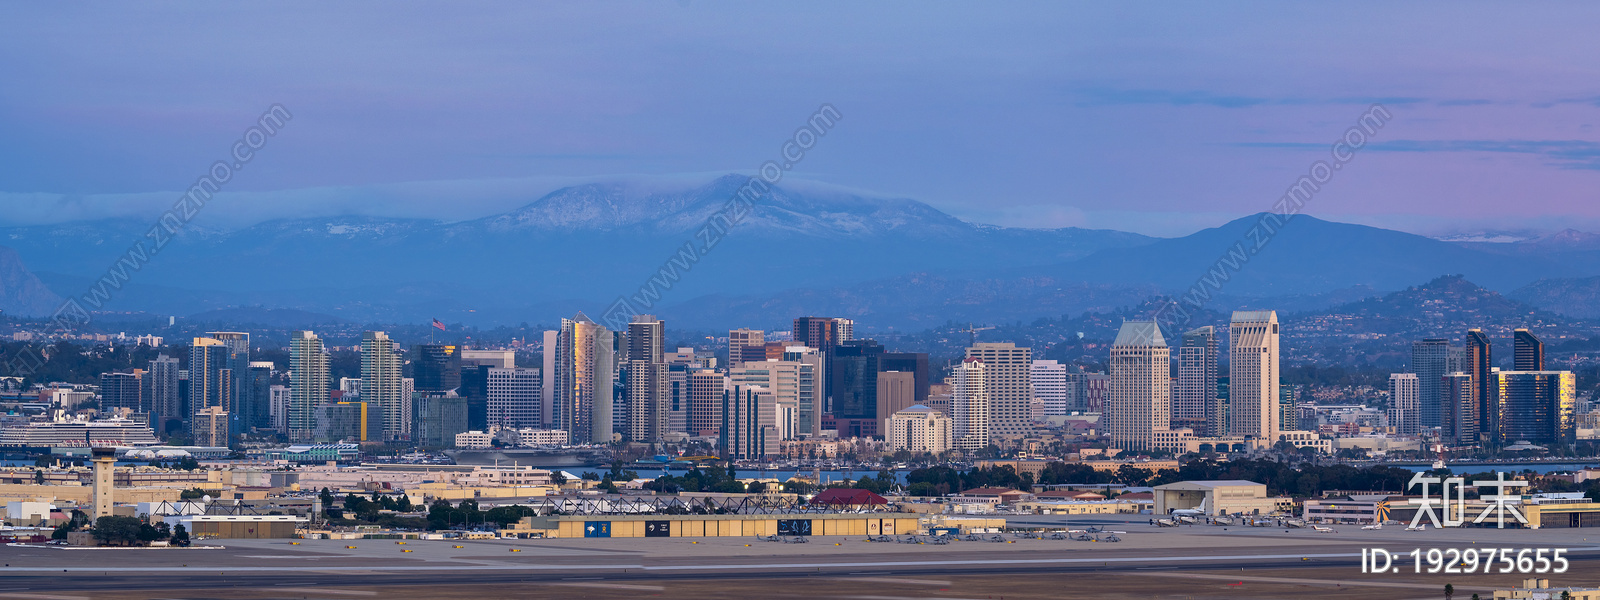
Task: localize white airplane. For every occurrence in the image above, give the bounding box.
[1155,518,1179,527]
[1176,515,1197,524]
[1361,524,1382,530]
[1312,525,1336,533]
[1285,519,1307,528]
[1170,498,1209,518]
[1405,523,1428,531]
[1213,516,1235,526]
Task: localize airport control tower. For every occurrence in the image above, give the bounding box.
[88,432,116,518]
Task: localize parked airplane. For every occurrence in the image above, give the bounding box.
[1169,498,1209,518]
[1361,524,1382,530]
[1155,518,1180,527]
[1312,525,1337,533]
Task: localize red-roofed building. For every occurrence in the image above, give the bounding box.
[810,488,888,508]
[1035,490,1105,501]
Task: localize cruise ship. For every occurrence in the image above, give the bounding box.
[0,417,162,448]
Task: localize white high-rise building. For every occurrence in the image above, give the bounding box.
[1176,326,1219,435]
[1030,360,1068,416]
[1388,373,1420,435]
[728,328,764,366]
[288,330,329,442]
[886,405,951,454]
[1107,321,1170,451]
[360,331,405,441]
[964,343,1032,439]
[269,384,290,431]
[952,358,989,450]
[1228,311,1280,441]
[488,367,542,428]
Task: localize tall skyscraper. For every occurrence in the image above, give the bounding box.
[412,344,462,393]
[1388,372,1420,435]
[879,352,930,408]
[487,367,542,428]
[1030,360,1068,417]
[686,369,726,436]
[1514,329,1545,371]
[1228,311,1279,441]
[876,370,917,435]
[1441,372,1478,446]
[793,317,849,351]
[360,331,406,441]
[722,383,778,459]
[728,328,764,367]
[626,315,669,443]
[1496,370,1576,446]
[1176,326,1219,435]
[830,339,885,437]
[783,345,825,436]
[965,342,1032,439]
[541,329,558,428]
[1412,338,1450,429]
[145,355,181,435]
[1464,329,1494,443]
[288,331,329,442]
[207,332,250,416]
[731,361,803,441]
[951,358,988,450]
[1108,321,1170,451]
[243,361,274,431]
[553,313,615,444]
[100,372,142,412]
[188,338,231,415]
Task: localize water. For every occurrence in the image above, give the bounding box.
[1389,462,1600,475]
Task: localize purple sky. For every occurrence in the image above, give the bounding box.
[1,3,1598,237]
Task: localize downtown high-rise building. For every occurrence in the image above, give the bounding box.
[951,358,988,450]
[487,367,542,428]
[1441,372,1478,447]
[242,361,274,431]
[552,313,615,444]
[145,355,181,435]
[1387,372,1419,435]
[412,344,462,394]
[830,339,885,437]
[1228,311,1279,441]
[1496,370,1576,446]
[100,372,142,412]
[782,345,826,436]
[794,316,852,403]
[965,342,1032,439]
[1175,325,1219,435]
[731,361,803,442]
[188,337,232,414]
[625,315,670,443]
[1107,321,1169,451]
[1412,338,1450,429]
[288,330,329,442]
[360,331,406,441]
[686,369,726,437]
[207,331,250,417]
[1463,329,1494,443]
[1030,360,1068,417]
[1514,329,1545,371]
[728,328,764,366]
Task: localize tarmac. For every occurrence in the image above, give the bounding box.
[6,515,1600,599]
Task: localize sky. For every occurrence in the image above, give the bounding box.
[1,3,1598,238]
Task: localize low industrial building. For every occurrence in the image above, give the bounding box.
[1494,578,1600,599]
[507,512,924,538]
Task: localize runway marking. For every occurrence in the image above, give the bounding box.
[833,577,952,586]
[1141,572,1495,592]
[842,597,985,600]
[0,594,92,600]
[549,583,665,591]
[272,588,378,596]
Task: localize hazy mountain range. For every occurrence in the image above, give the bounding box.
[2,173,1599,331]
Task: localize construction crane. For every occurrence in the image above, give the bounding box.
[958,322,995,346]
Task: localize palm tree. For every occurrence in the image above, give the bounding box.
[1444,583,1453,600]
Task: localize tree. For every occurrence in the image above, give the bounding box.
[33,469,44,484]
[171,523,190,547]
[1444,583,1453,600]
[92,516,145,546]
[180,488,207,500]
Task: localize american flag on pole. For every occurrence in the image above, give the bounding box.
[432,318,446,331]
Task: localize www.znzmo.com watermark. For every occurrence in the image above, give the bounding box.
[1145,104,1393,338]
[598,104,843,332]
[48,104,294,334]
